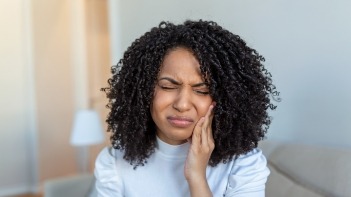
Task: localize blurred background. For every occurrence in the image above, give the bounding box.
[1,0,350,196]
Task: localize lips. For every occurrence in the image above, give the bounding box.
[167,116,194,128]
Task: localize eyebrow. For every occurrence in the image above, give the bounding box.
[158,77,209,87]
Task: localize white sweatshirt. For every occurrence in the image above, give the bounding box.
[94,137,270,197]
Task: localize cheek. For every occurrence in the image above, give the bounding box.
[151,91,160,116]
[151,88,172,114]
[196,97,213,117]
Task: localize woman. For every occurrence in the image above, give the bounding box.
[95,20,278,197]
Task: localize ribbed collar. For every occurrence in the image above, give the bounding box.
[156,136,189,158]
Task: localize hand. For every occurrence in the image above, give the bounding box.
[184,102,215,182]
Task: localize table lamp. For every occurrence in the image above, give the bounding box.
[70,109,104,173]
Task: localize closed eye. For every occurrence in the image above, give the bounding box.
[159,86,177,90]
[192,82,209,95]
[194,90,209,95]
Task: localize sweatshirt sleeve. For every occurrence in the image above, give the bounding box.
[224,148,270,197]
[94,147,124,197]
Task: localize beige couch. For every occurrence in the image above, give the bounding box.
[44,173,96,197]
[44,141,351,197]
[259,140,351,197]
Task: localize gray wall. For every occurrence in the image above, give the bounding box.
[109,0,351,148]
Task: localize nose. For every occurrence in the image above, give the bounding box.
[172,87,192,112]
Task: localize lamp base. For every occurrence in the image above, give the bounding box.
[75,146,90,174]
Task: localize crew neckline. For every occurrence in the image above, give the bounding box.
[156,136,190,158]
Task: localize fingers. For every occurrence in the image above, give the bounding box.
[191,102,216,148]
[201,104,214,146]
[191,117,205,147]
[184,103,216,182]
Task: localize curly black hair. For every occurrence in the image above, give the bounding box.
[103,20,279,167]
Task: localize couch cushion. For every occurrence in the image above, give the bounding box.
[266,163,323,197]
[44,174,95,197]
[260,141,351,197]
[87,176,98,197]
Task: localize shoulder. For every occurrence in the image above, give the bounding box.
[225,148,270,196]
[95,146,121,173]
[94,147,124,196]
[233,148,269,171]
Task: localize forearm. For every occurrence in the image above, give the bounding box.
[188,177,213,197]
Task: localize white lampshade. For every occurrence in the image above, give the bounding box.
[70,109,104,146]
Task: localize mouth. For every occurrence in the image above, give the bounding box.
[167,116,194,128]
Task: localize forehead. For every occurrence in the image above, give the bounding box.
[159,47,203,81]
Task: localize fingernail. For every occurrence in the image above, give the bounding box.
[211,104,215,110]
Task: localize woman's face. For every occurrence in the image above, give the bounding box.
[151,47,213,145]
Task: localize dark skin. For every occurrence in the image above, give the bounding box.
[151,47,215,196]
[105,20,278,169]
[185,104,215,197]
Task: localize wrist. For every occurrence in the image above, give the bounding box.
[187,174,207,185]
[187,177,212,197]
[185,170,206,182]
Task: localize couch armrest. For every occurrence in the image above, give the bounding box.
[44,174,94,197]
